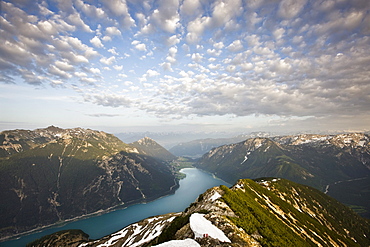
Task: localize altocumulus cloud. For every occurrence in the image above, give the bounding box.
[0,0,369,129]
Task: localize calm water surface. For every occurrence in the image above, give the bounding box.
[1,168,230,247]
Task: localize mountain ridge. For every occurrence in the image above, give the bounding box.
[27,177,370,247]
[196,133,370,217]
[0,126,178,240]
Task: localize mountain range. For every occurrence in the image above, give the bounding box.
[196,133,370,218]
[27,178,370,246]
[0,126,177,239]
[2,127,370,246]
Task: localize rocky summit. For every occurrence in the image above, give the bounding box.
[0,127,177,239]
[28,178,370,247]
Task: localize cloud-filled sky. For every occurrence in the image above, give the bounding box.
[1,0,369,134]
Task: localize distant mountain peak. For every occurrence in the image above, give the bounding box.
[130,137,176,162]
[137,136,157,145]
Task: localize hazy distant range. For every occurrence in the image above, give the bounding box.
[115,131,241,149]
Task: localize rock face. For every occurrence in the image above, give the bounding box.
[29,178,370,247]
[0,127,177,239]
[196,133,370,217]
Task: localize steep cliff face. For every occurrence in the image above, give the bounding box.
[196,133,370,217]
[0,127,177,239]
[29,178,370,247]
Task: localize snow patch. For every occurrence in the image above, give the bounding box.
[153,239,200,247]
[93,215,176,247]
[357,140,366,147]
[190,213,230,243]
[209,191,222,201]
[241,152,251,164]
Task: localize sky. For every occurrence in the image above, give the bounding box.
[0,0,369,134]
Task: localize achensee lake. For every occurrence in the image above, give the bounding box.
[1,168,231,247]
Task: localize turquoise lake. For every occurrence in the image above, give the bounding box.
[1,168,231,247]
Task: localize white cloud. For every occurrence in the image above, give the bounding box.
[180,0,201,16]
[90,36,103,48]
[67,12,93,32]
[278,0,307,19]
[146,69,160,77]
[105,26,122,36]
[186,16,211,43]
[80,77,97,84]
[84,93,131,107]
[62,52,89,64]
[213,42,224,49]
[191,53,203,63]
[226,65,236,73]
[90,68,101,74]
[151,0,180,33]
[208,63,221,70]
[212,0,243,27]
[273,28,285,41]
[207,49,222,57]
[240,63,253,71]
[132,40,147,51]
[75,0,106,19]
[161,62,173,71]
[102,36,112,41]
[37,20,58,35]
[136,43,147,51]
[100,56,116,65]
[165,46,178,64]
[114,65,123,71]
[55,60,74,71]
[108,48,118,55]
[166,34,181,46]
[227,40,243,52]
[50,79,64,87]
[49,65,72,78]
[101,0,135,28]
[75,71,87,77]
